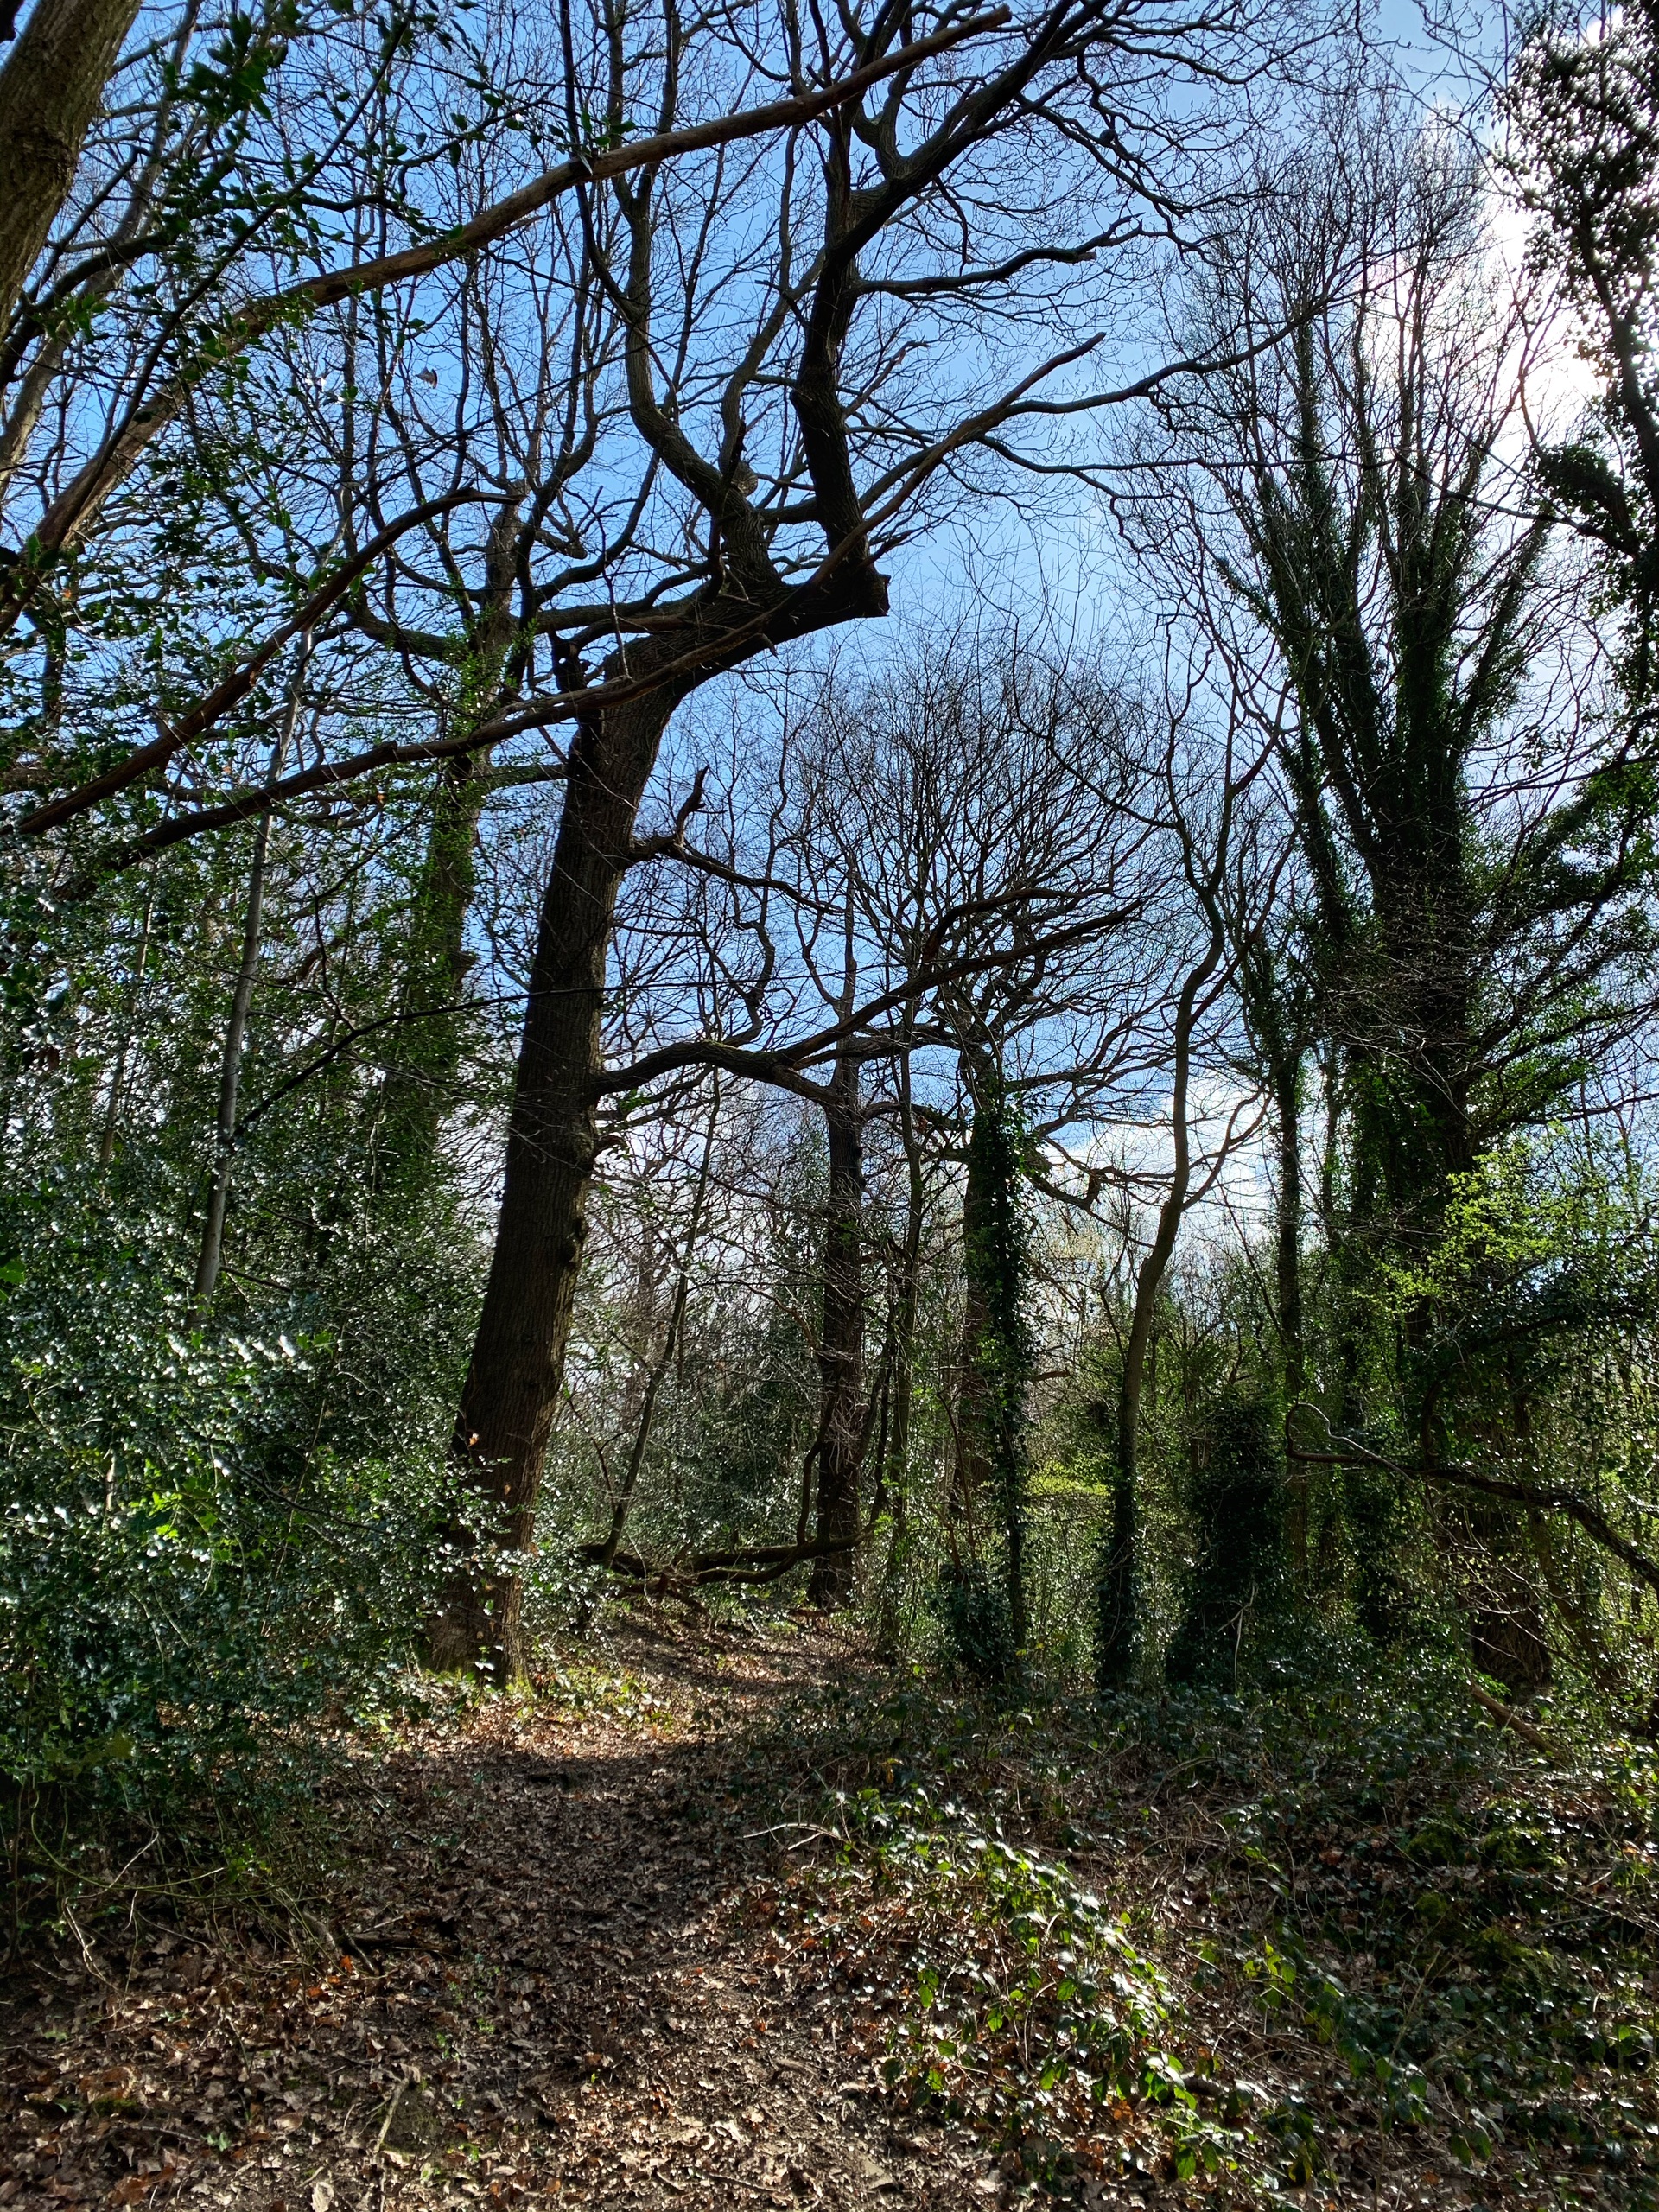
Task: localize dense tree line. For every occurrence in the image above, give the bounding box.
[3,0,1659,1859]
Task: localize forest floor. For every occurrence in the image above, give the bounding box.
[2,1614,1656,2212]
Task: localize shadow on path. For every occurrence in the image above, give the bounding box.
[0,1617,1004,2211]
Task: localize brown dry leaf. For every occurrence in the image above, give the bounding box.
[5,1616,1610,2212]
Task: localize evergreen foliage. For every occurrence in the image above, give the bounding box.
[0,1159,465,1842]
[962,1077,1036,1661]
[1165,1390,1287,1688]
[929,1558,1020,1687]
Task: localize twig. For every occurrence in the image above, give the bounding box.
[59,1896,111,1986]
[372,2076,408,2157]
[1468,1678,1559,1755]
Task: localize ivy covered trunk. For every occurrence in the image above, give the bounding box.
[1165,1392,1286,1687]
[949,1113,995,1548]
[809,1042,864,1607]
[961,1073,1032,1663]
[378,501,524,1186]
[1095,1321,1144,1688]
[1272,1046,1307,1579]
[375,747,493,1182]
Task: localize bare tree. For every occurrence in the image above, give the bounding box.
[0,7,995,818]
[1,0,1303,1677]
[1094,710,1262,1683]
[538,631,1163,1620]
[421,0,1287,1671]
[810,644,1162,1630]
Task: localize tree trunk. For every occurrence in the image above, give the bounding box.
[430,679,685,1675]
[1096,1300,1146,1689]
[1097,918,1224,1688]
[594,1082,718,1574]
[808,1039,864,1607]
[1274,1047,1308,1579]
[429,558,887,1678]
[594,1271,686,1572]
[374,747,492,1180]
[874,1049,925,1660]
[377,498,523,1184]
[950,1109,994,1552]
[0,0,143,332]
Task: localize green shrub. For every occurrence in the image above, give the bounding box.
[0,1164,463,1857]
[1166,1391,1287,1687]
[930,1560,1018,1686]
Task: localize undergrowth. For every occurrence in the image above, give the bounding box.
[0,1166,477,1952]
[741,1639,1659,2206]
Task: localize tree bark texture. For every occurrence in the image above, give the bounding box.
[432,678,684,1674]
[429,567,887,1675]
[0,0,143,331]
[808,1042,865,1607]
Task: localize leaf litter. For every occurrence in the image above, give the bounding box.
[0,1618,1654,2211]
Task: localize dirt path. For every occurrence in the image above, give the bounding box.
[0,1618,1007,2212]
